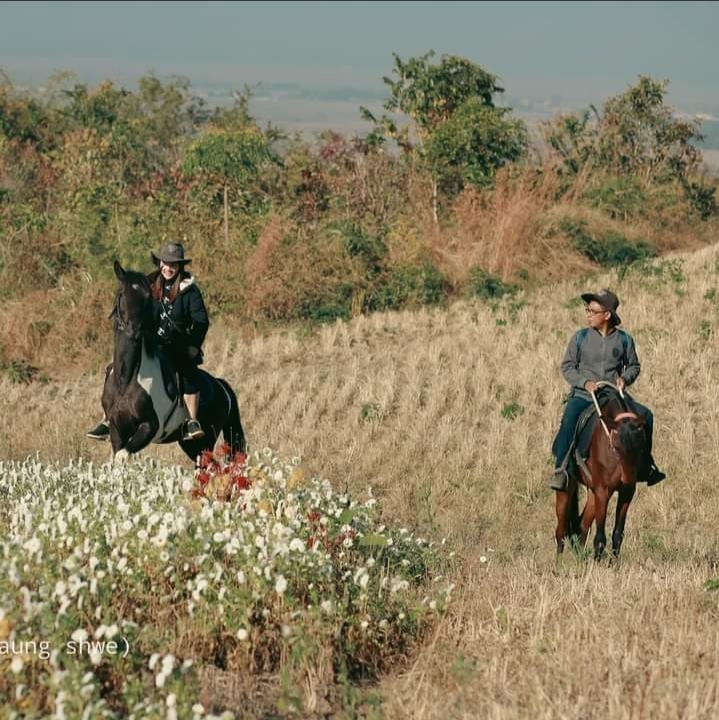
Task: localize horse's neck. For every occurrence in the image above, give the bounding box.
[113,331,142,388]
[599,390,625,415]
[603,397,628,420]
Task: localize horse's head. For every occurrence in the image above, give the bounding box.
[111,260,153,340]
[598,386,647,465]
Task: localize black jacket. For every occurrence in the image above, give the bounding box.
[148,271,209,356]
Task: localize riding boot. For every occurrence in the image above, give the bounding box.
[640,453,666,486]
[87,419,110,440]
[647,454,666,486]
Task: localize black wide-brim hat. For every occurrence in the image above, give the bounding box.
[581,289,621,326]
[151,242,192,265]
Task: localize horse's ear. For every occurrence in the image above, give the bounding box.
[114,260,126,281]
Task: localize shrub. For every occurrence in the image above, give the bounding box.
[4,358,38,384]
[619,257,686,288]
[559,219,656,267]
[466,267,518,301]
[335,221,387,277]
[583,175,647,221]
[501,402,524,420]
[367,262,446,312]
[0,451,453,715]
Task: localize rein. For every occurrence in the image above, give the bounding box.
[590,381,636,439]
[111,306,128,333]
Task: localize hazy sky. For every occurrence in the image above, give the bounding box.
[0,1,716,108]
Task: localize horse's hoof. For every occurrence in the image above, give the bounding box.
[114,449,130,464]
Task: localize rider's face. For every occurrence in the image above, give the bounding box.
[585,303,610,329]
[160,261,180,281]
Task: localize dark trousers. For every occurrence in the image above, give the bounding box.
[552,395,654,468]
[158,347,202,395]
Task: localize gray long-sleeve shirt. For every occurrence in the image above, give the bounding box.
[561,327,640,400]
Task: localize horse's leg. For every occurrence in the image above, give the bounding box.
[612,483,636,557]
[123,420,158,455]
[593,486,609,560]
[109,422,124,455]
[108,422,130,463]
[218,380,246,454]
[555,490,570,554]
[580,490,596,549]
[179,433,217,464]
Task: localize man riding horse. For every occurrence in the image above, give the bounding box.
[549,289,666,490]
[87,242,208,442]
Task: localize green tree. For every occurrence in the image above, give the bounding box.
[361,51,527,219]
[424,98,527,196]
[181,127,276,243]
[541,76,715,217]
[597,76,700,182]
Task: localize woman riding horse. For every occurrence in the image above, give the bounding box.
[549,289,666,490]
[87,242,208,442]
[88,259,246,462]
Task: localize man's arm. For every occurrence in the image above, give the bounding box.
[622,333,641,386]
[560,331,590,391]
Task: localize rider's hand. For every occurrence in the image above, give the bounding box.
[616,377,626,391]
[584,380,599,393]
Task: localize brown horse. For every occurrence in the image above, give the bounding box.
[555,382,648,559]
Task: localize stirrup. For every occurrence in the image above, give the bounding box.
[183,419,205,441]
[549,468,568,491]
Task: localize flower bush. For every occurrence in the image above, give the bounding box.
[0,449,454,716]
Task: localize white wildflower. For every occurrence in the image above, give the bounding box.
[71,628,88,643]
[23,537,42,555]
[289,538,305,553]
[275,575,288,595]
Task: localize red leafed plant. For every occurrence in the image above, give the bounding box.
[192,443,250,501]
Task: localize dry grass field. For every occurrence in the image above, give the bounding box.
[4,243,719,718]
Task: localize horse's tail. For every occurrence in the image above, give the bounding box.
[217,378,247,454]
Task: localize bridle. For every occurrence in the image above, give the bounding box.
[110,280,150,338]
[590,381,639,458]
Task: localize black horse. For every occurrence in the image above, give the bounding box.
[101,261,246,463]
